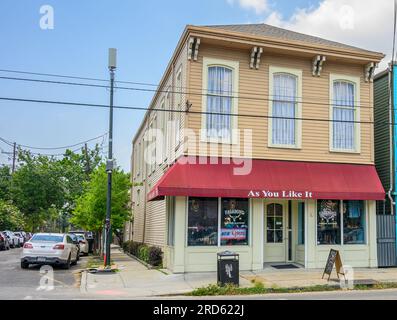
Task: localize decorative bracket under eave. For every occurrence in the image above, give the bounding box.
[364,62,378,82]
[188,37,200,61]
[312,55,326,76]
[250,46,263,69]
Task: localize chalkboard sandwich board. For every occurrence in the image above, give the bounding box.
[322,249,345,281]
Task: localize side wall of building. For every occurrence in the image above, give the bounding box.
[374,72,391,215]
[131,40,189,248]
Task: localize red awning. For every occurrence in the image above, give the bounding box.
[148,157,385,201]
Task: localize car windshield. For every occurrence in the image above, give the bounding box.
[77,235,85,240]
[31,235,64,242]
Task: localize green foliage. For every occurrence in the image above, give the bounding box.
[71,164,131,233]
[0,200,25,230]
[11,150,66,232]
[0,165,11,201]
[122,240,163,267]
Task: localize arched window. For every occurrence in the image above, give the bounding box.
[332,80,356,150]
[206,65,233,140]
[272,73,298,146]
[266,203,283,243]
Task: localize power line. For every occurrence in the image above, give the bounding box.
[0,71,372,108]
[0,132,107,150]
[0,95,391,125]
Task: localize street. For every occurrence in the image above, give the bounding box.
[0,247,89,299]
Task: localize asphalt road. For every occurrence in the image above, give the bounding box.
[0,247,89,299]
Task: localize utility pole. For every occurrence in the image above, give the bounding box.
[12,142,16,173]
[84,143,91,174]
[104,48,117,267]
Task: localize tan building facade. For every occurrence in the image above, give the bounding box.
[130,24,385,272]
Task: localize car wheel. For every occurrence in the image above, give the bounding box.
[62,254,71,269]
[21,261,29,269]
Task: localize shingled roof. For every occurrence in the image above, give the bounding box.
[202,23,380,55]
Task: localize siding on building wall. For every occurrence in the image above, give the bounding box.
[186,44,373,164]
[131,41,188,247]
[374,72,391,215]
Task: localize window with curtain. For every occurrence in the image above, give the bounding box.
[332,81,355,150]
[206,66,233,141]
[272,73,297,146]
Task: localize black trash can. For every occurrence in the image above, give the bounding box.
[217,251,239,286]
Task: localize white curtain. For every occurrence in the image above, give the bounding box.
[206,66,232,140]
[272,73,296,145]
[333,81,355,150]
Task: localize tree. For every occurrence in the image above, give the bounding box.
[11,150,65,232]
[0,165,11,201]
[0,200,25,230]
[71,164,131,243]
[57,145,102,231]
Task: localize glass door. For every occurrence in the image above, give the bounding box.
[264,202,287,262]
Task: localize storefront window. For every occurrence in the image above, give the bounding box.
[220,198,249,246]
[343,200,365,244]
[266,203,283,243]
[317,200,341,245]
[187,197,218,246]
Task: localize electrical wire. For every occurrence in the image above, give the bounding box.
[0,132,107,150]
[0,95,389,125]
[0,71,371,108]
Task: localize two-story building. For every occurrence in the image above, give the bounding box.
[130,24,385,273]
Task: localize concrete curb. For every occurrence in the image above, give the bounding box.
[80,270,87,294]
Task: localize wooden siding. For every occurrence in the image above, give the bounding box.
[186,44,374,164]
[131,41,188,247]
[374,72,391,214]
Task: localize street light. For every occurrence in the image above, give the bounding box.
[104,48,117,267]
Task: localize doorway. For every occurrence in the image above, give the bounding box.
[264,201,288,263]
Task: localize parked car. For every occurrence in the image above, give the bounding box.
[67,233,80,260]
[2,231,20,248]
[20,233,79,269]
[0,231,10,250]
[14,232,25,245]
[76,234,89,256]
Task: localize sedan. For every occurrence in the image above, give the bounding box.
[76,234,89,256]
[14,232,25,246]
[0,231,11,250]
[20,233,79,269]
[2,231,20,248]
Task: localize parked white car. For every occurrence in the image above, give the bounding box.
[13,232,25,245]
[3,231,20,248]
[20,233,79,269]
[76,234,89,256]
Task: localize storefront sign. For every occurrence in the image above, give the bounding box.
[221,228,246,240]
[322,249,345,281]
[247,190,313,199]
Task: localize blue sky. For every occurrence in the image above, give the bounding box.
[0,0,390,171]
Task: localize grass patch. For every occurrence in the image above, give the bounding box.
[187,282,397,296]
[86,257,115,269]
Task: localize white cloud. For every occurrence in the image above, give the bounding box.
[228,0,268,14]
[264,0,392,71]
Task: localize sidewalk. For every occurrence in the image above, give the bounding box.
[81,246,397,298]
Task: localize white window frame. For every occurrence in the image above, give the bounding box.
[159,97,166,163]
[268,66,302,149]
[329,74,361,153]
[201,57,239,144]
[175,66,183,147]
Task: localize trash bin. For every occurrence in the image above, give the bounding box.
[217,251,239,286]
